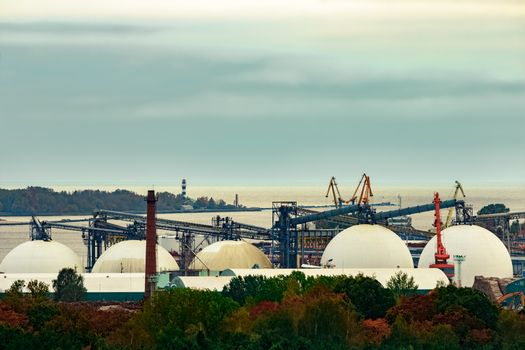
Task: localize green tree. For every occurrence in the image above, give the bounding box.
[477,203,510,215]
[434,285,499,328]
[194,196,209,209]
[27,302,58,331]
[510,220,521,234]
[222,275,289,305]
[387,271,419,300]
[334,274,395,319]
[5,280,25,299]
[4,280,27,313]
[27,280,49,299]
[497,310,525,349]
[0,326,34,350]
[52,268,86,302]
[130,288,239,349]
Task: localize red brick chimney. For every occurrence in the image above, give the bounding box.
[144,190,157,300]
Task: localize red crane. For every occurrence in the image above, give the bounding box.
[429,192,454,278]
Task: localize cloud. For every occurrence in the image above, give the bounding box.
[1,42,523,125]
[2,0,525,21]
[0,21,156,34]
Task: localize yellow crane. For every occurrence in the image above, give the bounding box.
[350,173,373,206]
[326,177,345,208]
[444,180,466,229]
[325,174,374,208]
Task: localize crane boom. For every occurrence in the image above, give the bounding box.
[325,177,344,208]
[291,198,460,226]
[350,173,373,205]
[444,181,466,228]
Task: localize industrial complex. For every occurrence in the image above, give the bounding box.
[1,176,524,309]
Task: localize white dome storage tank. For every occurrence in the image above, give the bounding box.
[320,224,414,269]
[91,240,179,273]
[191,240,272,271]
[418,225,513,287]
[0,240,82,273]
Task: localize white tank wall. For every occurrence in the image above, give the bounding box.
[92,240,179,273]
[0,273,145,293]
[321,224,414,269]
[171,276,234,291]
[0,240,82,274]
[221,268,448,290]
[191,240,272,271]
[418,225,513,287]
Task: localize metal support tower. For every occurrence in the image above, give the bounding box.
[178,232,195,274]
[272,202,299,268]
[455,201,473,225]
[30,216,51,240]
[454,255,466,287]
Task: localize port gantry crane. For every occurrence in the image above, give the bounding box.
[326,177,345,209]
[325,174,393,209]
[429,192,454,277]
[444,181,466,229]
[350,173,373,206]
[325,173,374,208]
[19,187,472,270]
[273,195,467,268]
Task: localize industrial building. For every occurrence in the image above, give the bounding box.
[91,240,179,273]
[320,224,414,269]
[0,240,82,274]
[190,240,272,272]
[418,225,513,287]
[1,180,523,302]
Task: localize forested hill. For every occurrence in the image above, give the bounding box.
[0,187,238,215]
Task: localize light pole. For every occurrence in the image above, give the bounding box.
[453,255,466,287]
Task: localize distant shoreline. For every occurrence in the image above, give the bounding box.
[0,207,264,218]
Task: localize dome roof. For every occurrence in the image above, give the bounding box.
[418,225,512,287]
[320,224,414,269]
[191,240,272,271]
[91,240,179,273]
[0,240,82,273]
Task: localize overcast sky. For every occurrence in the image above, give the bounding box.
[1,0,524,187]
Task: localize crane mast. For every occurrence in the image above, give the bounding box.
[429,192,454,278]
[444,180,465,229]
[325,176,344,208]
[350,173,373,205]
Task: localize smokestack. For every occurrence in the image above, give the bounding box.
[144,190,157,300]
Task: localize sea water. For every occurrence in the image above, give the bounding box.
[1,185,524,267]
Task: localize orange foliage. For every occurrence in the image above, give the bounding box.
[386,294,437,323]
[362,318,391,345]
[466,328,493,346]
[0,302,29,328]
[249,301,279,318]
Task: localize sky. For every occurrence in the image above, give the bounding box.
[0,0,524,187]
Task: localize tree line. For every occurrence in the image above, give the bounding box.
[0,187,237,215]
[1,270,525,349]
